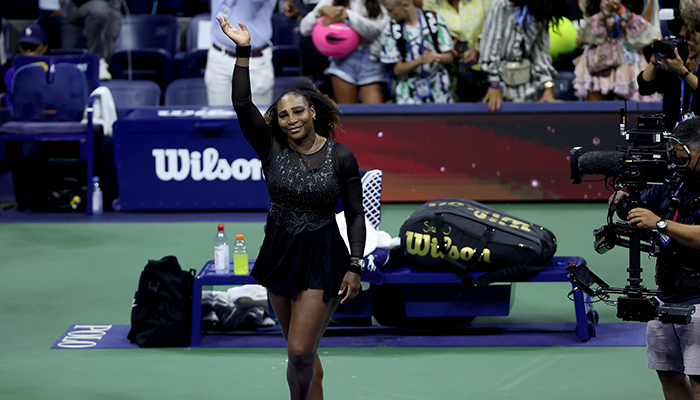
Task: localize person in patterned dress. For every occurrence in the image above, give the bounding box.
[380,0,455,104]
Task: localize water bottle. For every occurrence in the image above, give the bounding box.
[91,176,103,215]
[214,224,230,274]
[233,234,248,275]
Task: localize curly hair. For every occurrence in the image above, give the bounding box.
[334,0,383,19]
[682,6,700,33]
[264,80,342,141]
[583,0,645,17]
[509,0,568,25]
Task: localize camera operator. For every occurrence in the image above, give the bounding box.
[638,7,700,129]
[611,118,700,399]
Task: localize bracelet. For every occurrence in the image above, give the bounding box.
[617,6,631,21]
[348,259,365,275]
[236,45,251,58]
[680,70,691,80]
[489,82,500,89]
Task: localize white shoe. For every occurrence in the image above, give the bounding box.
[99,58,112,81]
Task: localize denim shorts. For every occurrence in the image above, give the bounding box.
[324,45,387,86]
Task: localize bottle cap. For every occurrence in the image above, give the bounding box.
[236,234,244,240]
[218,223,224,231]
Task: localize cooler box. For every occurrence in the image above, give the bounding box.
[112,107,269,210]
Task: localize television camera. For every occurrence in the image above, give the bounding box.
[568,110,694,325]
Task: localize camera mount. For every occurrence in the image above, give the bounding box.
[568,109,694,324]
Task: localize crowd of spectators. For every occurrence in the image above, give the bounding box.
[2,0,700,109]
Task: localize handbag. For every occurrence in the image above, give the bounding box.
[501,59,532,87]
[586,39,624,75]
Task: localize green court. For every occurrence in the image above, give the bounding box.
[0,202,665,399]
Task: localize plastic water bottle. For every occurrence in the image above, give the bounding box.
[91,176,103,215]
[233,234,248,275]
[214,224,230,274]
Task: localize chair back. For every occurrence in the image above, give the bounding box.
[11,63,88,122]
[186,13,212,52]
[14,54,100,92]
[101,79,162,107]
[114,14,181,56]
[164,78,208,105]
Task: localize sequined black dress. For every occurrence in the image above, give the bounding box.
[232,65,366,302]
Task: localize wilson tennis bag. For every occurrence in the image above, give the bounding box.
[127,256,196,347]
[399,199,557,285]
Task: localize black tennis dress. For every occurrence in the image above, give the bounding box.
[232,65,366,302]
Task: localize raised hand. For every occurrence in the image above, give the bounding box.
[216,16,250,47]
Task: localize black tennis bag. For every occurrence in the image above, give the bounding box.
[399,199,557,285]
[127,256,196,347]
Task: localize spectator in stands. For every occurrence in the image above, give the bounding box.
[205,0,276,106]
[479,0,568,111]
[283,0,331,90]
[638,6,700,129]
[416,0,493,101]
[3,24,49,107]
[299,0,389,103]
[573,0,660,101]
[380,0,454,104]
[56,0,122,81]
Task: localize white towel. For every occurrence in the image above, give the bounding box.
[83,86,117,136]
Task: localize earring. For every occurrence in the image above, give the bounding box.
[313,115,316,120]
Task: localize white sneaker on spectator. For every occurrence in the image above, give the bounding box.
[99,58,112,81]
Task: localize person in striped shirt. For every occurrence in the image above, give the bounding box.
[479,0,568,111]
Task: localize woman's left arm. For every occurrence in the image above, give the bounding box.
[336,145,366,259]
[345,6,390,41]
[623,13,660,49]
[530,23,557,96]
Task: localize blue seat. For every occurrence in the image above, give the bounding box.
[179,13,211,78]
[14,54,101,92]
[553,70,576,101]
[271,12,300,76]
[0,63,101,213]
[102,79,161,107]
[110,14,180,90]
[164,78,208,105]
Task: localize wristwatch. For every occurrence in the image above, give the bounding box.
[349,259,365,274]
[680,70,691,80]
[656,219,668,231]
[544,81,554,89]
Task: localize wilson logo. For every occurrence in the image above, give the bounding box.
[152,148,263,182]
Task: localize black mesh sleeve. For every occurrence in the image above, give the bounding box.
[334,143,366,258]
[232,65,273,160]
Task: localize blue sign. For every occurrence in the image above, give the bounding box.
[113,106,270,210]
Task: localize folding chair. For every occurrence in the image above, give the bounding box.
[0,63,101,214]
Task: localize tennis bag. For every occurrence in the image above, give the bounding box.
[399,199,557,285]
[127,256,196,347]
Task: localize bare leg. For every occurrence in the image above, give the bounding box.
[330,75,359,104]
[587,91,609,101]
[658,370,693,400]
[269,289,339,400]
[689,375,700,400]
[359,83,384,104]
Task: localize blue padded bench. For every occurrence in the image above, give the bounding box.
[373,256,596,342]
[190,256,596,346]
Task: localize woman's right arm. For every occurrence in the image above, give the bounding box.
[232,65,272,156]
[218,16,273,157]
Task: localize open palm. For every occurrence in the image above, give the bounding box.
[216,16,250,47]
